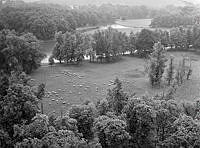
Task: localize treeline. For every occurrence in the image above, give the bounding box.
[151,15,195,28]
[0,1,114,40]
[150,5,200,28]
[51,25,200,65]
[50,31,91,64]
[0,1,163,41]
[0,1,187,41]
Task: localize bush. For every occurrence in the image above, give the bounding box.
[94,115,130,148]
[69,104,95,140]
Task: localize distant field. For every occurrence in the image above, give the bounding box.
[116,19,151,28]
[32,51,200,115]
[85,19,152,34]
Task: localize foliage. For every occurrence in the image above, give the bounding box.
[92,27,126,62]
[186,28,193,48]
[128,32,137,54]
[15,138,43,148]
[94,115,130,148]
[106,78,128,115]
[0,72,40,137]
[0,72,197,148]
[122,97,156,147]
[155,29,170,47]
[0,129,12,148]
[13,114,49,140]
[0,30,45,74]
[52,31,90,64]
[154,97,180,145]
[151,14,194,28]
[165,56,175,85]
[148,42,167,87]
[169,27,187,49]
[42,130,88,148]
[96,99,109,116]
[0,71,9,96]
[174,58,187,85]
[136,29,158,57]
[0,3,114,40]
[53,115,79,133]
[162,114,200,147]
[14,113,91,148]
[193,36,200,49]
[69,104,95,140]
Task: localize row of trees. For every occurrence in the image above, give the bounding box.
[151,15,195,28]
[92,28,128,62]
[150,4,200,28]
[156,25,200,49]
[51,25,200,65]
[51,31,91,64]
[147,42,192,87]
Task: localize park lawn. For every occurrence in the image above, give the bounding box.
[31,51,200,115]
[115,19,152,28]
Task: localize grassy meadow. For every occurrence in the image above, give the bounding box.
[35,19,200,115]
[32,51,200,115]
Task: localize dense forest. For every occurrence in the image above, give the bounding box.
[0,0,180,40]
[151,5,200,28]
[1,0,200,148]
[0,1,114,40]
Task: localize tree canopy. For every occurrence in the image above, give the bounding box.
[0,30,45,74]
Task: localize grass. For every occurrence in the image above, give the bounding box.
[116,19,151,28]
[85,19,152,34]
[31,51,200,115]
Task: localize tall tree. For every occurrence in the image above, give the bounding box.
[165,56,175,86]
[106,78,128,115]
[148,42,167,87]
[136,29,158,57]
[123,97,155,148]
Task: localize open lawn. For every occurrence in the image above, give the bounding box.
[85,19,152,34]
[31,51,200,115]
[116,19,151,28]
